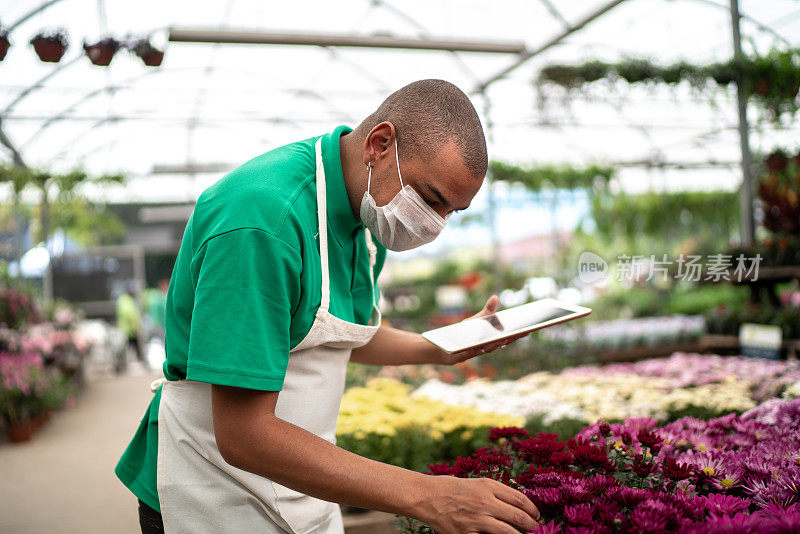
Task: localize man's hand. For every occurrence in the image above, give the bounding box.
[440,295,529,365]
[211,385,541,532]
[417,475,542,534]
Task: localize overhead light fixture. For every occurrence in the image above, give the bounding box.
[84,36,120,66]
[30,29,68,63]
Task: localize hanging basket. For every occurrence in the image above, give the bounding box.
[132,40,164,67]
[0,32,10,62]
[765,151,788,172]
[30,31,69,63]
[84,37,120,66]
[141,49,164,67]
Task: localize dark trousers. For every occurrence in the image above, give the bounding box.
[138,499,164,533]
[128,335,144,362]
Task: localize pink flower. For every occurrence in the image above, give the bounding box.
[696,494,751,517]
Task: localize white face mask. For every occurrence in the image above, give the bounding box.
[359,138,448,251]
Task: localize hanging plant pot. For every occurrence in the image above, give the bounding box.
[7,419,37,443]
[83,37,120,66]
[659,64,683,85]
[577,60,608,83]
[765,151,788,172]
[0,31,10,62]
[708,62,737,86]
[539,65,582,88]
[617,59,658,84]
[30,30,69,63]
[753,78,771,96]
[132,40,164,67]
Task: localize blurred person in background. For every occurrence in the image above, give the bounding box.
[116,79,538,534]
[142,277,169,343]
[116,285,142,364]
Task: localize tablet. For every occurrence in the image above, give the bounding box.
[421,298,592,354]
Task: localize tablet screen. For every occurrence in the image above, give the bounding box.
[422,300,584,353]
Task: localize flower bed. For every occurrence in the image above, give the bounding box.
[397,398,800,533]
[412,354,768,431]
[543,316,706,351]
[339,355,795,469]
[336,378,522,471]
[346,359,500,390]
[0,287,89,442]
[565,352,800,402]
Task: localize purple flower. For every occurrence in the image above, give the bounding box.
[528,522,561,533]
[696,494,751,517]
[563,503,594,526]
[488,426,529,442]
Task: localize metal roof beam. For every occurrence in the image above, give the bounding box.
[168,28,527,54]
[472,0,628,94]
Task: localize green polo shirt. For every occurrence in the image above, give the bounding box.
[114,125,386,513]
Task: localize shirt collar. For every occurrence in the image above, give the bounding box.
[320,125,363,246]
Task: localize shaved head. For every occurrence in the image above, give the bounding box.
[356,79,488,178]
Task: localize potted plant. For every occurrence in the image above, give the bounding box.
[0,30,10,62]
[30,29,68,63]
[83,37,120,66]
[0,352,49,443]
[132,40,164,67]
[0,286,41,330]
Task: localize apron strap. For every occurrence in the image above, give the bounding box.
[364,228,378,307]
[314,138,332,311]
[150,377,167,393]
[316,137,380,313]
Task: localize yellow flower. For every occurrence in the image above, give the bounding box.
[336,378,522,440]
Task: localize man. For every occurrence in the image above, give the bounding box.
[115,79,540,534]
[142,277,169,342]
[116,285,142,365]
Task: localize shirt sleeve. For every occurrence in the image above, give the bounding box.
[185,228,301,391]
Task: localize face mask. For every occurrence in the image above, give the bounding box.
[359,138,448,251]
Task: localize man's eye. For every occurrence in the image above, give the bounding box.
[423,197,437,207]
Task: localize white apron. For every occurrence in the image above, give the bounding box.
[155,138,381,534]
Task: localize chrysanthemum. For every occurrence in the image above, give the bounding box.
[696,493,751,517]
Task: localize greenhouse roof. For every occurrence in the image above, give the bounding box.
[1,0,799,203]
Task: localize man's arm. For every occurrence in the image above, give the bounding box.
[350,295,528,367]
[212,384,541,534]
[349,323,445,366]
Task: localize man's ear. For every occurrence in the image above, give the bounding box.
[363,122,396,165]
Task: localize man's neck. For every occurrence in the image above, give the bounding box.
[339,130,365,220]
